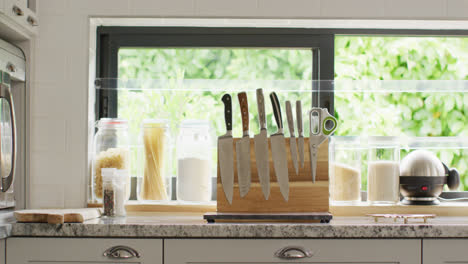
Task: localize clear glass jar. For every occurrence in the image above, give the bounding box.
[91,118,130,203]
[176,120,213,202]
[137,120,172,202]
[114,169,128,217]
[329,136,362,205]
[367,136,400,205]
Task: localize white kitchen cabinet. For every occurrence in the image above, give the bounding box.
[4,0,37,30]
[6,238,162,264]
[423,239,468,264]
[165,239,421,263]
[0,0,37,39]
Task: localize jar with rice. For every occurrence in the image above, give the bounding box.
[91,118,130,203]
[329,136,362,205]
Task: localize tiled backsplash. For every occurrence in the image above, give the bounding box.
[31,0,468,208]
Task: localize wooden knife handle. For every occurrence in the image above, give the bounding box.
[296,100,303,136]
[270,92,283,130]
[238,92,249,133]
[285,101,295,136]
[222,94,232,132]
[256,88,266,130]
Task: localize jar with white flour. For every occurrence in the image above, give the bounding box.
[176,120,214,202]
[367,136,400,205]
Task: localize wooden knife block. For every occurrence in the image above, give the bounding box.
[216,138,329,213]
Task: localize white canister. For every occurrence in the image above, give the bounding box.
[176,120,213,202]
[367,136,400,205]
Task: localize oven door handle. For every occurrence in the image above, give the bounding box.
[0,84,16,192]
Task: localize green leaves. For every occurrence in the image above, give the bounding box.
[335,36,468,190]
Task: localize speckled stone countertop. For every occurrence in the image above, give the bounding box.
[9,213,468,238]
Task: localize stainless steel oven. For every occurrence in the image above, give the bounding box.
[0,38,25,210]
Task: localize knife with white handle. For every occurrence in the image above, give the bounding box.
[286,101,298,175]
[218,94,234,204]
[236,92,251,197]
[254,88,270,200]
[296,100,304,168]
[270,92,289,201]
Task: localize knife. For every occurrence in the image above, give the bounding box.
[269,92,289,201]
[218,94,234,204]
[296,100,304,168]
[254,88,270,200]
[285,101,299,175]
[236,92,251,197]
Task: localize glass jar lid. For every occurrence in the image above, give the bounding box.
[331,136,362,149]
[180,119,210,128]
[142,119,169,128]
[368,136,400,146]
[96,118,128,129]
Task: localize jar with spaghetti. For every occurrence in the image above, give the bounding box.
[91,118,130,203]
[137,120,172,201]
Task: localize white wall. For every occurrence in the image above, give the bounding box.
[31,0,468,208]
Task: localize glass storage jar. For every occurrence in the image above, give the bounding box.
[91,118,130,203]
[367,136,400,205]
[329,136,362,205]
[176,120,213,202]
[137,120,172,202]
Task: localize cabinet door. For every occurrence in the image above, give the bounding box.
[423,239,468,264]
[6,238,162,264]
[165,239,420,263]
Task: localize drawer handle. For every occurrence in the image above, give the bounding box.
[103,245,141,259]
[275,246,313,259]
[12,6,23,16]
[27,16,38,26]
[6,62,16,73]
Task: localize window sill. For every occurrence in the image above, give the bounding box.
[89,201,468,217]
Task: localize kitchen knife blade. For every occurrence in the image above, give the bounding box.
[236,92,251,197]
[296,100,305,168]
[218,94,234,204]
[269,92,289,202]
[253,88,270,200]
[285,101,299,175]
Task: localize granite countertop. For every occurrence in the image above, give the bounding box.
[9,213,468,238]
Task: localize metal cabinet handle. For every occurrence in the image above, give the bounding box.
[12,6,23,16]
[6,63,16,73]
[275,246,313,259]
[27,16,38,26]
[103,245,141,259]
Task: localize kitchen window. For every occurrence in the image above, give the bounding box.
[93,27,468,205]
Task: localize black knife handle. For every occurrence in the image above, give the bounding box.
[270,92,283,130]
[238,92,249,133]
[222,94,232,131]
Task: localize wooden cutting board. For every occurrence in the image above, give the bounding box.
[14,208,103,224]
